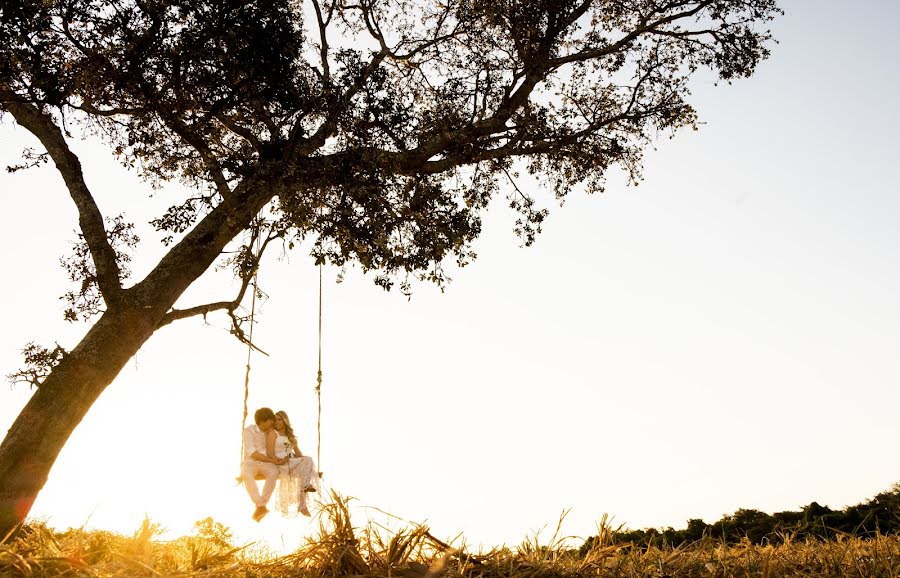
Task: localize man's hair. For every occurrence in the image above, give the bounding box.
[254,407,275,425]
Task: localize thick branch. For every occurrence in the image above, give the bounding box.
[155,226,278,329]
[311,0,331,82]
[157,299,239,328]
[1,88,123,302]
[214,112,264,151]
[73,102,142,117]
[164,116,234,200]
[155,207,278,317]
[359,2,389,51]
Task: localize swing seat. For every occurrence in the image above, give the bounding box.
[245,473,319,486]
[235,472,322,493]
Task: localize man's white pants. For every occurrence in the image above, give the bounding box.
[240,460,280,508]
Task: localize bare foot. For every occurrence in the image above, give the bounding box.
[299,506,311,517]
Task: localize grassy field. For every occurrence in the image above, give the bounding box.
[2,493,899,577]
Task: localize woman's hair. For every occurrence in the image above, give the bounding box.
[275,410,297,444]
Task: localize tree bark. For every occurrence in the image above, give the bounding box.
[0,181,277,538]
[0,306,158,537]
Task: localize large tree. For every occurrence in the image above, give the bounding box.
[0,0,779,535]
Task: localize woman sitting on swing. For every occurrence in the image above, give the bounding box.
[271,410,320,517]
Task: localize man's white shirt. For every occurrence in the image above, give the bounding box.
[242,424,267,461]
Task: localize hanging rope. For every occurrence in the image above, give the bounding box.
[238,274,259,462]
[239,228,262,464]
[315,263,324,477]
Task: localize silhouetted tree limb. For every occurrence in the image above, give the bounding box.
[157,225,281,331]
[0,88,123,304]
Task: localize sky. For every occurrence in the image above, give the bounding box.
[1,0,899,552]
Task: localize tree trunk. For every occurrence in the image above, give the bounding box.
[0,183,277,538]
[0,306,159,538]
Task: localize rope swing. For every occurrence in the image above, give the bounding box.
[238,226,326,479]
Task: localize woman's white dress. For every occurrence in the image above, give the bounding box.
[273,434,319,517]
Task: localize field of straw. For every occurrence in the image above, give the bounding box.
[2,493,899,577]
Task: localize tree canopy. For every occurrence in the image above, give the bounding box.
[0,0,780,536]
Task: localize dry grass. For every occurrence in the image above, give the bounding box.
[2,492,899,577]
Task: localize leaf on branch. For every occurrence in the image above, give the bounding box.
[4,0,781,301]
[60,214,140,322]
[6,147,50,173]
[7,342,67,389]
[150,199,200,241]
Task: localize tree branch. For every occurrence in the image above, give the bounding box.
[0,87,124,303]
[550,1,715,68]
[359,1,717,172]
[155,224,280,332]
[163,116,235,200]
[288,47,391,157]
[214,112,264,151]
[311,0,331,83]
[155,299,240,328]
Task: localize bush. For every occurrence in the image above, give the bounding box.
[586,482,900,549]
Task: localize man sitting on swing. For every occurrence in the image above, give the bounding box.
[241,407,287,522]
